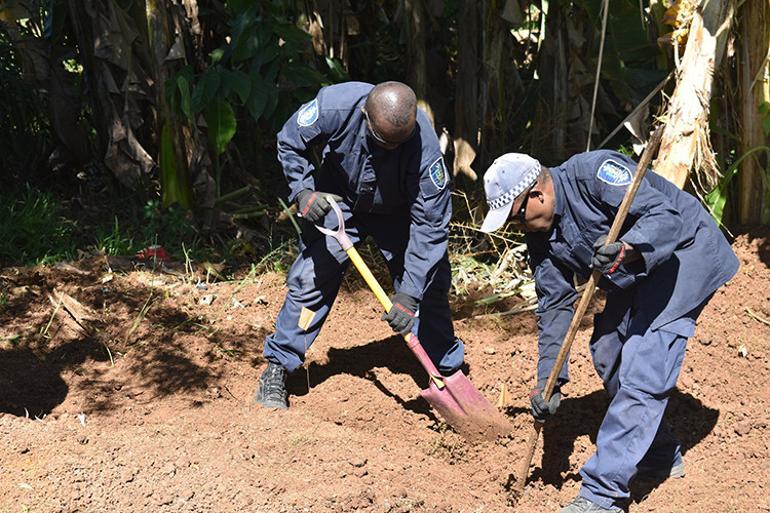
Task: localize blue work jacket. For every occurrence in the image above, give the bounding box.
[276,82,452,301]
[527,150,739,383]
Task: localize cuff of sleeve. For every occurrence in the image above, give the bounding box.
[396,283,424,303]
[288,179,316,204]
[620,231,661,272]
[605,267,637,289]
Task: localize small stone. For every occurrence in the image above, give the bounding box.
[199,294,216,306]
[353,467,368,478]
[738,344,749,358]
[350,457,367,468]
[483,346,496,355]
[254,296,268,306]
[697,338,712,346]
[735,420,753,436]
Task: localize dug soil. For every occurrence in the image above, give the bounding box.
[1,229,769,513]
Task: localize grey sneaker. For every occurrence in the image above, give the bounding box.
[636,459,685,480]
[253,362,288,409]
[559,496,623,513]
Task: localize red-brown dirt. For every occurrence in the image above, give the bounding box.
[1,229,769,513]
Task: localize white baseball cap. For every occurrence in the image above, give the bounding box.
[480,153,541,233]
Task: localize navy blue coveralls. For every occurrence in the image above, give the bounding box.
[528,150,739,508]
[264,82,464,375]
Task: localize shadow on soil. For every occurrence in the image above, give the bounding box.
[286,335,473,422]
[529,389,718,496]
[0,264,265,418]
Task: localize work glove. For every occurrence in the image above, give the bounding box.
[592,234,627,275]
[382,292,418,336]
[296,189,343,223]
[529,380,561,423]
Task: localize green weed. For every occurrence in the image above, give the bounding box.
[0,187,76,265]
[93,217,134,256]
[0,292,7,312]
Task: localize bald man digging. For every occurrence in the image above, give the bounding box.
[254,81,464,409]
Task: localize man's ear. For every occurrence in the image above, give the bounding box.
[530,187,545,203]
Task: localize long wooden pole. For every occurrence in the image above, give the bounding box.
[512,126,664,500]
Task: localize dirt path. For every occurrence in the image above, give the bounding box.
[1,231,769,513]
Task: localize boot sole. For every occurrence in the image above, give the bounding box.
[254,398,288,410]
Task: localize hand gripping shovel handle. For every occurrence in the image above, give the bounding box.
[512,127,665,499]
[315,197,446,388]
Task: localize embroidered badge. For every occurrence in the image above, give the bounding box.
[429,157,448,191]
[597,159,632,186]
[297,99,319,127]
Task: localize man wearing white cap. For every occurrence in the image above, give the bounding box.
[480,151,738,512]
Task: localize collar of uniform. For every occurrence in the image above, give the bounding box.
[551,165,566,218]
[355,99,373,148]
[547,166,566,242]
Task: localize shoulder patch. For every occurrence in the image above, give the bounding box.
[297,99,319,127]
[429,157,448,191]
[597,159,632,186]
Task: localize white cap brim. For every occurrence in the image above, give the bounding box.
[480,200,514,233]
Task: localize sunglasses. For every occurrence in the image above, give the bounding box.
[512,184,534,222]
[361,107,411,147]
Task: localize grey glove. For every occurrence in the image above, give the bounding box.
[529,380,561,422]
[296,189,343,223]
[592,234,627,275]
[381,292,418,335]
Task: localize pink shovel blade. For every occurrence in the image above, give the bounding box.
[420,370,511,439]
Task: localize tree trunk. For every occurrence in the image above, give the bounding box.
[652,0,735,190]
[737,0,770,224]
[65,0,155,188]
[404,0,433,125]
[453,0,480,180]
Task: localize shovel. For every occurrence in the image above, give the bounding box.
[315,197,510,437]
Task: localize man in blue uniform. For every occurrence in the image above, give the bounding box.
[254,81,464,409]
[480,152,739,512]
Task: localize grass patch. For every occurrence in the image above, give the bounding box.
[0,186,76,265]
[0,183,303,279]
[93,217,134,256]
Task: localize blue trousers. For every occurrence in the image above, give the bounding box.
[579,292,705,509]
[263,205,464,374]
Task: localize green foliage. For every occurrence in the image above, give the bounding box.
[93,217,134,256]
[576,0,667,105]
[159,122,192,209]
[167,2,328,160]
[0,187,76,265]
[705,146,770,225]
[205,100,238,155]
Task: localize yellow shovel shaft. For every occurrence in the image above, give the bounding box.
[345,246,409,344]
[344,245,445,389]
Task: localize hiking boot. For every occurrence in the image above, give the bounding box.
[559,496,623,513]
[636,459,685,481]
[253,362,288,409]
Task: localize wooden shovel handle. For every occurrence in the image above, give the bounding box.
[513,126,664,498]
